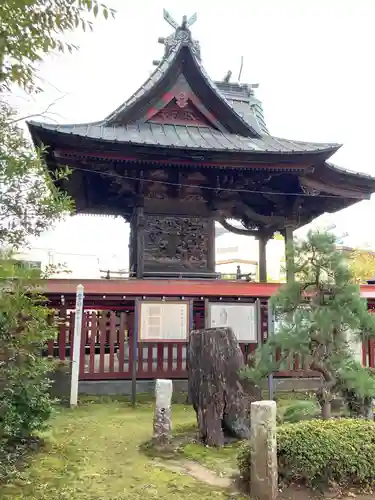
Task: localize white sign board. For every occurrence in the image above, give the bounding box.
[139,301,189,342]
[207,302,257,343]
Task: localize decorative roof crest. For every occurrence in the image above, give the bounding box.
[153,9,201,65]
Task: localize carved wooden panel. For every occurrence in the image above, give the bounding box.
[149,99,211,127]
[143,215,214,273]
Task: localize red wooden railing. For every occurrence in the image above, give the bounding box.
[42,298,329,380]
[40,286,375,381]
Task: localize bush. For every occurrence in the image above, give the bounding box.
[282,400,320,424]
[0,259,58,441]
[238,419,375,488]
[237,440,251,482]
[1,359,55,439]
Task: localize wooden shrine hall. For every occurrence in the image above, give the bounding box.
[28,11,375,386]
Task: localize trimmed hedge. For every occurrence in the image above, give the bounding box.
[238,419,375,488]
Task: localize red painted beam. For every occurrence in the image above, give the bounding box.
[40,279,375,300]
[42,278,280,298]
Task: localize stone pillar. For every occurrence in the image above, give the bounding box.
[258,234,268,283]
[284,226,295,283]
[153,379,173,445]
[250,400,278,500]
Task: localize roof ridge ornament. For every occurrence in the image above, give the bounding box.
[163,9,198,31]
[154,9,201,64]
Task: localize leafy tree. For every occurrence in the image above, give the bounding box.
[273,232,284,241]
[242,230,375,419]
[0,257,58,441]
[0,0,114,470]
[0,0,115,246]
[0,0,115,92]
[0,101,73,247]
[347,248,375,284]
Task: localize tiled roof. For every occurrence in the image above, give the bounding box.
[215,82,269,135]
[325,162,375,181]
[29,120,340,155]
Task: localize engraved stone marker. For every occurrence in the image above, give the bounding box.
[153,379,173,445]
[250,400,278,500]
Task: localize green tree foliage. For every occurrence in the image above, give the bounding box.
[0,101,72,247]
[0,0,116,245]
[0,0,115,92]
[281,399,320,424]
[0,258,57,441]
[242,230,375,418]
[347,247,375,284]
[0,0,113,473]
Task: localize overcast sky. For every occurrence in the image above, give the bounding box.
[16,0,375,265]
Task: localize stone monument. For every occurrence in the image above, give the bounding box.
[250,400,278,500]
[153,379,173,445]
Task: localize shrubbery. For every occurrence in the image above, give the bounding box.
[0,260,59,479]
[281,400,320,424]
[238,419,375,488]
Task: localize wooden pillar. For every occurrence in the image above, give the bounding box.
[135,206,144,279]
[284,225,295,282]
[258,234,268,283]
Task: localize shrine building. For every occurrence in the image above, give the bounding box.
[27,11,375,388]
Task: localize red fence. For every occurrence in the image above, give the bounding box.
[43,298,322,380]
[40,282,375,381]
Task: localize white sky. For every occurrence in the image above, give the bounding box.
[15,0,375,265]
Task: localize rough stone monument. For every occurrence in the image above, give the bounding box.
[188,327,261,446]
[153,379,173,445]
[250,400,278,500]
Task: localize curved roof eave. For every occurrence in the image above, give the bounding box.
[325,161,375,182]
[26,120,341,157]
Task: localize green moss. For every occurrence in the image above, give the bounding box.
[1,402,246,499]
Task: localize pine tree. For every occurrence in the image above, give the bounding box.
[242,229,375,419]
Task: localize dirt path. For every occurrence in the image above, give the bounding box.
[153,458,235,488]
[154,457,374,500]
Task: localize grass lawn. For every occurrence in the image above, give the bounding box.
[0,398,247,500]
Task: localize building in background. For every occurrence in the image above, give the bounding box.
[215,228,285,281]
[15,222,286,280]
[13,247,127,279]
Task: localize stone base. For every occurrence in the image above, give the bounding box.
[153,407,172,446]
[78,378,322,396]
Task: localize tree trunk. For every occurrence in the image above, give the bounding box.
[188,327,261,447]
[321,401,332,420]
[311,360,335,420]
